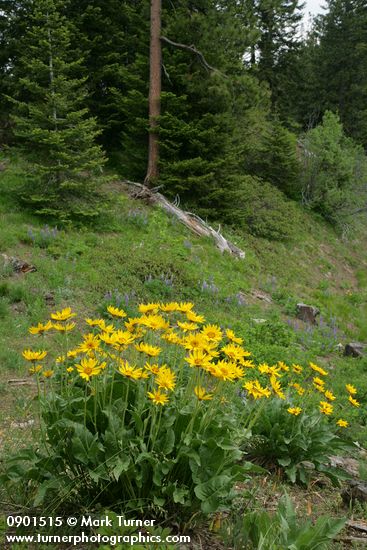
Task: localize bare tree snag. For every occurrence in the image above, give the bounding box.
[145,0,162,187]
[123,180,245,259]
[161,36,222,74]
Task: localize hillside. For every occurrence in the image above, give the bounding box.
[1,159,367,547]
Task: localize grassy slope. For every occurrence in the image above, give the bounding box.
[0,159,366,436]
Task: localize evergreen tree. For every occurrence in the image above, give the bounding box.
[10,0,106,221]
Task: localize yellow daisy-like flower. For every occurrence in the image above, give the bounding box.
[107,305,126,318]
[56,355,66,364]
[309,362,328,376]
[336,419,349,428]
[194,386,213,401]
[244,380,271,399]
[186,310,205,324]
[270,376,285,399]
[278,361,289,372]
[185,349,212,369]
[176,302,194,312]
[209,360,237,381]
[319,400,333,415]
[138,303,160,314]
[144,362,161,375]
[75,357,103,381]
[52,322,76,332]
[348,395,360,407]
[98,320,116,333]
[177,321,199,332]
[29,321,53,335]
[291,383,305,396]
[287,407,302,416]
[43,370,54,378]
[182,333,209,350]
[242,359,255,368]
[22,349,48,362]
[118,361,144,380]
[225,329,243,345]
[346,384,357,395]
[135,342,161,357]
[155,366,176,392]
[258,363,271,375]
[78,333,101,354]
[29,364,42,374]
[313,377,325,387]
[50,307,76,322]
[140,314,169,331]
[159,302,179,312]
[124,317,141,332]
[147,389,169,406]
[324,390,336,401]
[85,318,104,327]
[292,364,303,374]
[67,349,79,359]
[66,367,74,373]
[161,330,183,345]
[202,324,222,342]
[314,383,325,394]
[221,343,250,362]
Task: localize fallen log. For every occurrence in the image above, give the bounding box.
[123,180,245,259]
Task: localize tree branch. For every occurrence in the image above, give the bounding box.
[161,35,224,75]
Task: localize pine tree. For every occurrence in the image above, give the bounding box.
[10,0,106,221]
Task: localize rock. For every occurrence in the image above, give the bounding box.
[44,292,55,306]
[344,342,367,358]
[252,318,267,324]
[336,343,344,353]
[342,480,367,505]
[296,303,320,324]
[329,455,359,478]
[1,253,37,273]
[10,419,35,429]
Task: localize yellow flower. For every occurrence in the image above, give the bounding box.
[56,355,66,363]
[52,322,76,332]
[186,310,205,324]
[78,333,101,354]
[50,307,76,321]
[176,302,194,312]
[194,386,213,401]
[85,318,104,327]
[258,363,271,375]
[66,367,74,373]
[225,329,243,345]
[309,362,328,376]
[221,343,251,362]
[202,324,222,342]
[147,389,169,406]
[313,377,325,387]
[314,383,325,394]
[292,383,305,396]
[97,320,116,333]
[118,361,144,380]
[244,380,271,399]
[177,321,199,332]
[242,359,255,368]
[292,364,303,374]
[140,314,169,330]
[182,333,209,350]
[278,361,289,372]
[29,364,42,374]
[144,362,161,375]
[319,400,333,415]
[348,395,360,407]
[75,357,103,381]
[22,349,48,362]
[346,384,357,395]
[270,376,285,399]
[124,317,141,332]
[159,302,179,312]
[102,330,135,351]
[107,305,126,318]
[43,370,54,378]
[336,419,349,428]
[138,303,160,314]
[208,360,237,381]
[67,349,79,359]
[185,349,212,369]
[161,330,183,345]
[287,407,302,416]
[135,342,161,357]
[324,390,336,401]
[29,321,53,335]
[155,366,176,392]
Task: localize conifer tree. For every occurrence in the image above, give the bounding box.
[10,0,106,221]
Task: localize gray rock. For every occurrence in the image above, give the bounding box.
[342,480,367,505]
[329,455,359,478]
[344,342,367,358]
[296,303,320,324]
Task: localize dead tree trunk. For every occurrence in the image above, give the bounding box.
[145,0,162,187]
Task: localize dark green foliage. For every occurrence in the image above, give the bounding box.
[9,0,106,222]
[300,111,367,228]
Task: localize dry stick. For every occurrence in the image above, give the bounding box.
[122,180,245,259]
[161,36,225,76]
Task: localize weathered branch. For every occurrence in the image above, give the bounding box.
[161,36,224,75]
[122,180,245,259]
